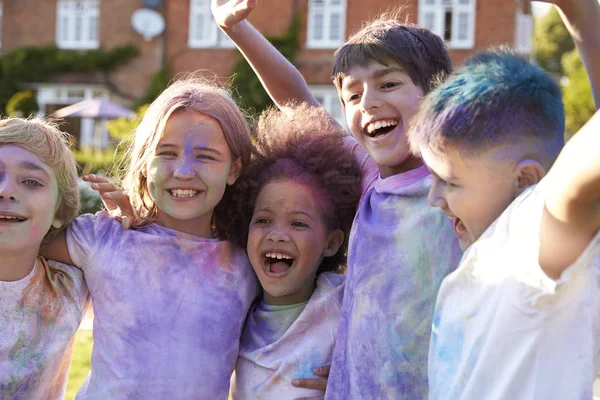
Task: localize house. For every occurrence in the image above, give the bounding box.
[0,0,533,145]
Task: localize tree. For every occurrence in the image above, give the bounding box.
[534,8,594,135]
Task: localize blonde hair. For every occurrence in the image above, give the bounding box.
[122,76,252,228]
[0,117,80,243]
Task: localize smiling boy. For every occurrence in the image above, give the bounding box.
[406,1,600,396]
[0,118,89,399]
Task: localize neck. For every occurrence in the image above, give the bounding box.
[155,210,215,238]
[379,155,424,179]
[0,249,38,282]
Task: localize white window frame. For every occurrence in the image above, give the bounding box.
[514,11,533,55]
[306,0,346,49]
[418,0,476,50]
[56,0,100,50]
[188,0,235,48]
[309,85,345,127]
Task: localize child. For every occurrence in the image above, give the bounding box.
[226,105,362,399]
[212,1,462,397]
[406,2,600,397]
[0,118,89,398]
[42,77,259,399]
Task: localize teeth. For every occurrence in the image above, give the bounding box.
[169,189,199,198]
[265,252,293,260]
[0,215,25,221]
[366,120,398,134]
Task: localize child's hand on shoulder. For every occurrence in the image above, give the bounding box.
[211,0,257,31]
[83,174,134,230]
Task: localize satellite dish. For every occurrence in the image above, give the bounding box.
[131,8,165,40]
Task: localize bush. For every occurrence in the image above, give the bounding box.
[6,90,39,117]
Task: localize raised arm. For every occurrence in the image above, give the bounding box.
[211,0,320,116]
[540,110,600,278]
[40,229,75,266]
[541,0,600,107]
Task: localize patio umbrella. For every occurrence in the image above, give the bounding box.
[53,97,135,150]
[53,97,135,119]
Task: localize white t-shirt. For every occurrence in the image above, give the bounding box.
[232,272,344,400]
[0,257,89,400]
[429,182,600,400]
[67,212,258,400]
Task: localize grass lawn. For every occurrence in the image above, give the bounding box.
[66,330,93,400]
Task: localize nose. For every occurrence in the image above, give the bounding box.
[0,178,17,202]
[173,157,195,180]
[265,227,290,243]
[360,87,381,112]
[427,179,448,209]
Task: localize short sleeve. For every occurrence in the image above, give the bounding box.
[342,135,379,194]
[473,182,600,310]
[66,212,115,272]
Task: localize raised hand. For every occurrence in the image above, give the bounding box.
[211,0,257,31]
[82,174,134,229]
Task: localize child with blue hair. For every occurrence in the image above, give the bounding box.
[406,0,600,397]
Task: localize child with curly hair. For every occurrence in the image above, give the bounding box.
[226,104,362,399]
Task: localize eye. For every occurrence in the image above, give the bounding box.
[157,151,176,157]
[381,81,400,89]
[254,217,270,225]
[23,179,43,187]
[292,220,309,228]
[196,154,216,161]
[345,93,360,103]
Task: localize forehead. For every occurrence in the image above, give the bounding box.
[0,144,54,177]
[255,181,321,213]
[340,60,408,88]
[160,109,227,146]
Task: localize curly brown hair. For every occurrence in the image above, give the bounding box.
[226,104,362,275]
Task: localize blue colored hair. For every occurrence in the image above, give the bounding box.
[408,48,565,162]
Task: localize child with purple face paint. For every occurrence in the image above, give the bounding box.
[42,77,259,399]
[0,118,89,399]
[224,105,362,399]
[212,1,461,398]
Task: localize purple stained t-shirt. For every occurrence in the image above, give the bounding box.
[325,138,462,399]
[67,212,258,400]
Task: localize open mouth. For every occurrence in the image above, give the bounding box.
[0,215,27,223]
[453,217,467,238]
[263,251,295,275]
[364,119,398,138]
[167,189,200,199]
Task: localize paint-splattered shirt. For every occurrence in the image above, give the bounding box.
[429,183,600,400]
[67,212,258,400]
[232,272,344,400]
[325,138,462,399]
[0,257,89,400]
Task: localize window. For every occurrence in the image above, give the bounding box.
[188,0,235,48]
[418,0,476,49]
[56,0,100,49]
[309,86,345,127]
[514,11,533,55]
[307,0,346,49]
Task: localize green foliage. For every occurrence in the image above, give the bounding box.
[534,8,574,76]
[562,50,595,136]
[66,330,93,400]
[0,45,139,113]
[229,18,300,116]
[5,90,38,116]
[133,67,169,109]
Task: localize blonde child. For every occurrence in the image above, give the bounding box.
[0,118,89,398]
[212,1,461,397]
[225,105,361,399]
[42,78,258,399]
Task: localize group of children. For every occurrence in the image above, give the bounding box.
[0,0,598,398]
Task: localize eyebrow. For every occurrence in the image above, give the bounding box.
[156,143,223,155]
[254,208,317,223]
[19,161,50,179]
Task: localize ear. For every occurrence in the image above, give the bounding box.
[515,159,545,194]
[227,158,243,186]
[51,218,63,229]
[324,229,344,257]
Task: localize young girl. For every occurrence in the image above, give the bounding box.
[226,105,362,399]
[42,77,258,399]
